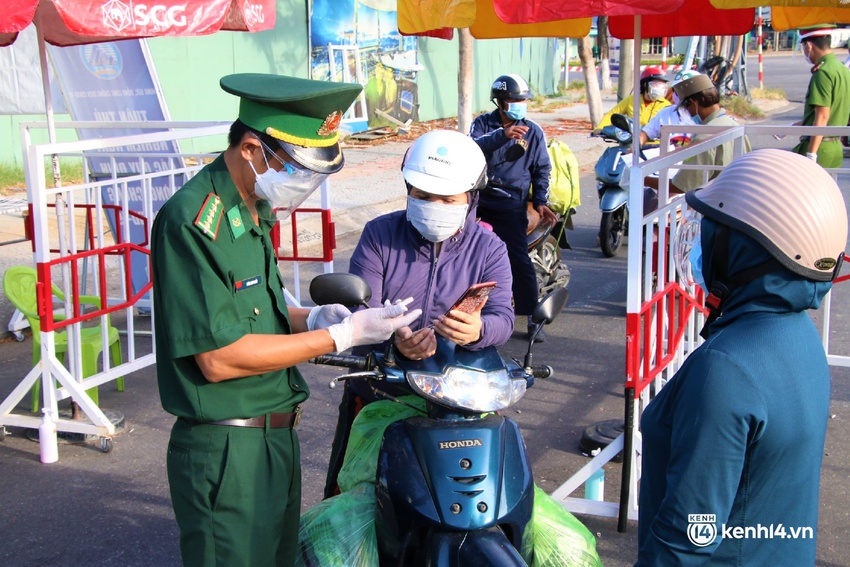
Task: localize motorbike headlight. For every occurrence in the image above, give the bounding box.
[407,367,527,412]
[614,127,632,143]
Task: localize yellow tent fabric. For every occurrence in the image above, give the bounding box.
[470,0,591,39]
[397,0,476,34]
[771,7,850,30]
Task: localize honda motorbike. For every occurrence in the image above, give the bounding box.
[593,113,659,257]
[305,273,569,566]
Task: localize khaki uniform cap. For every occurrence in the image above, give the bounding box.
[673,74,715,101]
[685,148,848,282]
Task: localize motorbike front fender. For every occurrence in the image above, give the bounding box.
[426,528,528,567]
[599,186,628,213]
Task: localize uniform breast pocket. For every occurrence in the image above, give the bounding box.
[234,276,280,335]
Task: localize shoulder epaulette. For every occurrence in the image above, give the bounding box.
[194,193,223,241]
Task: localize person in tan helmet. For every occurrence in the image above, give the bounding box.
[638,149,847,565]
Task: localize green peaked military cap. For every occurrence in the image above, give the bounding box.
[220,73,363,174]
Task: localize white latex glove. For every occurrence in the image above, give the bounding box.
[327,297,422,353]
[806,152,818,161]
[307,304,352,331]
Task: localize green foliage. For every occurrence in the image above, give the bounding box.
[721,95,764,119]
[640,55,684,66]
[0,163,24,194]
[566,80,586,91]
[0,160,86,195]
[750,86,786,100]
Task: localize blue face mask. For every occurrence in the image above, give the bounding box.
[690,240,708,294]
[505,102,527,121]
[692,113,702,125]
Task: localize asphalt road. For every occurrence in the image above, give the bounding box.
[0,54,848,567]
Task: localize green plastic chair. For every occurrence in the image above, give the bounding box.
[2,266,124,413]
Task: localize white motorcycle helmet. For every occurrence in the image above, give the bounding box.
[402,130,487,196]
[685,148,847,282]
[672,69,700,86]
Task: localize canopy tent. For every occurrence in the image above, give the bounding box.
[0,0,273,47]
[609,0,754,39]
[0,0,276,178]
[398,0,593,39]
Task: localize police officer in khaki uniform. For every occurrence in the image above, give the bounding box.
[151,74,422,567]
[792,26,850,168]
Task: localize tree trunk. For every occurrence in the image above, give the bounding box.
[458,28,474,134]
[579,35,603,127]
[598,17,612,91]
[617,39,634,102]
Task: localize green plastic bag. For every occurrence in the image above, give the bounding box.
[296,483,379,567]
[523,485,603,567]
[337,396,426,492]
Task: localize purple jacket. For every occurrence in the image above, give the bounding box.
[348,198,515,351]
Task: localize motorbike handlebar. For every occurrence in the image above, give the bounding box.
[311,353,369,370]
[532,365,554,379]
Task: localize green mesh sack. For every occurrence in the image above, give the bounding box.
[337,396,426,492]
[522,485,602,567]
[295,483,379,567]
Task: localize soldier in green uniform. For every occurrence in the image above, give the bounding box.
[792,27,850,168]
[151,74,422,567]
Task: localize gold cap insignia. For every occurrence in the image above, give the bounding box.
[317,111,343,137]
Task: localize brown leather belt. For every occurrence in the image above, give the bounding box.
[202,407,302,429]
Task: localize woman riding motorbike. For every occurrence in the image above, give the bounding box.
[323,129,515,498]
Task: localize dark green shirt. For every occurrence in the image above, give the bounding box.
[151,154,309,421]
[802,52,850,129]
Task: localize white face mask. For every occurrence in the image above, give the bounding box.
[249,141,327,218]
[648,84,668,102]
[406,196,469,243]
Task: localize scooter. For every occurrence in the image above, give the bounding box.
[593,114,659,257]
[305,273,569,566]
[526,207,572,300]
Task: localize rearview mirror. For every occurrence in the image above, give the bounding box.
[309,273,372,307]
[531,287,569,326]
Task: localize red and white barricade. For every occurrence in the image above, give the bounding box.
[552,123,850,530]
[0,121,337,460]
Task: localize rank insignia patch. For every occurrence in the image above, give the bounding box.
[194,194,223,240]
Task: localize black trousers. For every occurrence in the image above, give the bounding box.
[477,206,538,316]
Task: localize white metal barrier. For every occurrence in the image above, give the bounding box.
[0,121,336,458]
[553,123,850,530]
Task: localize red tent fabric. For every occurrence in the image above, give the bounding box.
[0,0,275,47]
[493,0,685,23]
[609,0,754,39]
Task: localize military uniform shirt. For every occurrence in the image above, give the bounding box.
[794,52,850,168]
[151,154,309,421]
[801,52,850,130]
